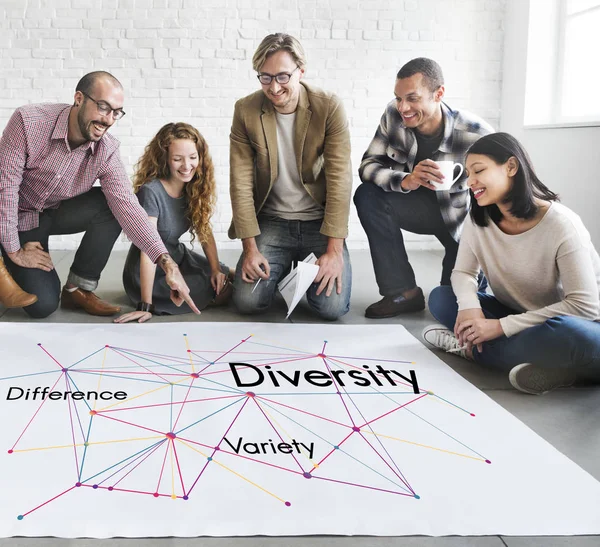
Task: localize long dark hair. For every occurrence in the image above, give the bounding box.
[467,132,559,227]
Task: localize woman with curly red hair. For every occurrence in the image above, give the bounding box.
[115,123,232,323]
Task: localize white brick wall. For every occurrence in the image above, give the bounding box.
[0,0,505,251]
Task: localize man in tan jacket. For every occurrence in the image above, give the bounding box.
[229,33,353,320]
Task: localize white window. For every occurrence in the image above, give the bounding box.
[524,0,600,127]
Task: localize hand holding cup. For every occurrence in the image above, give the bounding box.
[401,159,444,191]
[431,161,464,191]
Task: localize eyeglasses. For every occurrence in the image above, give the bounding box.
[257,66,300,85]
[81,92,126,120]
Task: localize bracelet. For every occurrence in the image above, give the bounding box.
[136,302,155,314]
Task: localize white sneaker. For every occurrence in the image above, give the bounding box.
[422,324,469,359]
[508,363,576,395]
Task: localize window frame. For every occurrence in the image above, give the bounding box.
[524,0,600,129]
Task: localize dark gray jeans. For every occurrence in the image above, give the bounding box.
[354,182,459,296]
[1,188,122,318]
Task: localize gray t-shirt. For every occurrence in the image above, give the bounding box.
[123,178,225,314]
[261,111,324,221]
[135,178,188,263]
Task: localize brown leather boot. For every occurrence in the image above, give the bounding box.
[0,257,38,308]
[60,286,121,316]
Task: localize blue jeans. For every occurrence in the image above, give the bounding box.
[428,285,600,377]
[232,217,352,321]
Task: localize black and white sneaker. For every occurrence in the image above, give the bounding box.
[508,363,576,395]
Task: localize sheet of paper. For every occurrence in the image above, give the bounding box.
[277,253,319,318]
[1,322,600,538]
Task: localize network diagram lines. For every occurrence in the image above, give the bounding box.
[1,330,491,521]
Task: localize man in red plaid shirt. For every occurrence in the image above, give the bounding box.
[0,71,200,318]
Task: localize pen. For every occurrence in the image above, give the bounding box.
[252,265,268,293]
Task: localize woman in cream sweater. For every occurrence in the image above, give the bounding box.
[422,132,600,395]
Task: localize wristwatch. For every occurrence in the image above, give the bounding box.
[136,301,155,314]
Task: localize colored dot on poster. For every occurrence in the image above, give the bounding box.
[246,392,255,397]
[62,368,68,372]
[285,501,291,507]
[414,495,421,500]
[37,343,41,346]
[166,432,176,440]
[303,472,312,479]
[17,515,23,520]
[92,485,98,489]
[105,345,110,348]
[75,483,82,487]
[153,493,159,498]
[187,350,191,353]
[7,450,13,454]
[108,487,114,491]
[207,457,213,462]
[89,410,97,416]
[334,446,339,450]
[171,495,177,500]
[486,459,492,464]
[191,373,199,378]
[318,354,325,358]
[214,446,220,451]
[183,495,189,500]
[470,413,476,417]
[352,426,360,432]
[84,442,89,447]
[336,391,341,395]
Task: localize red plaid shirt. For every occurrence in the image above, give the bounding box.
[0,103,167,261]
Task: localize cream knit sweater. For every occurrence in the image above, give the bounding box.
[451,202,600,337]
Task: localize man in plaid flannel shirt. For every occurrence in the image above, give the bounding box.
[0,71,200,318]
[354,58,494,318]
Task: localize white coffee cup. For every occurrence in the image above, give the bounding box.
[432,161,464,191]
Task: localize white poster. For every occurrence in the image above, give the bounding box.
[0,322,599,538]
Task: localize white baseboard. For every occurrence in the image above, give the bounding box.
[48,238,443,252]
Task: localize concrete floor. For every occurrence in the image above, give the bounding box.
[1,249,600,547]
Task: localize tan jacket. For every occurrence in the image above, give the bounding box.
[228,82,352,240]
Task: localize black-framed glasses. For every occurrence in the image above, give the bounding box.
[257,66,299,85]
[81,92,126,120]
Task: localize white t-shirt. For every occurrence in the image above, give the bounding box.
[260,111,324,221]
[451,202,600,337]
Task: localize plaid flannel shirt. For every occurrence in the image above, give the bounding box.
[0,103,167,261]
[358,101,494,241]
